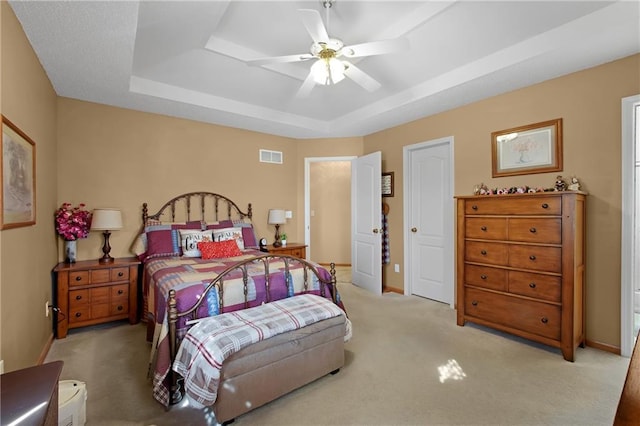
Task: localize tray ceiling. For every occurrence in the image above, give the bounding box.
[8,1,640,139]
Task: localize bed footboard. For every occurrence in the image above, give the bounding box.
[166,254,339,405]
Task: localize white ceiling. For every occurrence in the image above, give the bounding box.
[8,1,640,139]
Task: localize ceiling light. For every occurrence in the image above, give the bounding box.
[311,57,345,85]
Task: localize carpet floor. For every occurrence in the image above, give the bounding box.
[45,267,630,425]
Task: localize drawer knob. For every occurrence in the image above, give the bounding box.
[480,250,487,255]
[75,276,82,281]
[541,203,549,209]
[529,282,536,288]
[472,205,478,210]
[529,227,537,233]
[118,272,124,277]
[75,312,82,318]
[480,274,487,280]
[76,295,82,300]
[529,255,536,261]
[118,289,124,295]
[480,226,487,231]
[541,317,549,324]
[471,300,478,306]
[117,305,123,311]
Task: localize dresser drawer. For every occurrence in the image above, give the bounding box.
[465,288,561,340]
[69,271,90,287]
[465,264,507,291]
[465,218,507,240]
[509,245,561,273]
[508,218,561,244]
[465,196,561,215]
[508,271,561,302]
[465,241,508,266]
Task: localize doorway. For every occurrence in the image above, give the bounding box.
[621,94,640,357]
[304,156,355,264]
[403,137,455,307]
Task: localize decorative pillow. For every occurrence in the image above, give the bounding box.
[207,219,258,248]
[132,221,203,261]
[212,227,245,250]
[198,240,243,260]
[179,229,214,257]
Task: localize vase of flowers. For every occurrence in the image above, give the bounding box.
[55,203,92,263]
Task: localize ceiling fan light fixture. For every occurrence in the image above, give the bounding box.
[311,57,345,85]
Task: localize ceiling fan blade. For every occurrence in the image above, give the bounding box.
[295,70,317,98]
[298,9,329,44]
[246,53,314,66]
[343,62,381,92]
[341,38,410,58]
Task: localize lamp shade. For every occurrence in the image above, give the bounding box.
[91,208,123,231]
[267,209,286,225]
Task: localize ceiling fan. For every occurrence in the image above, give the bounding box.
[247,1,409,97]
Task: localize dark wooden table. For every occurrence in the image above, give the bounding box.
[0,361,63,425]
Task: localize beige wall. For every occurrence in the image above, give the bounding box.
[57,98,304,261]
[365,54,640,349]
[1,3,58,372]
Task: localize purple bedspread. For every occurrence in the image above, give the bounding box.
[144,250,340,406]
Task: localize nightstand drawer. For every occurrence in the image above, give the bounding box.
[69,289,90,306]
[111,284,128,299]
[91,269,110,284]
[111,267,129,281]
[69,306,90,323]
[110,302,128,316]
[69,271,90,287]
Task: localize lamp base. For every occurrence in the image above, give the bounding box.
[99,230,114,264]
[273,241,282,248]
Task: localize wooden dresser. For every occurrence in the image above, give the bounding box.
[54,257,140,338]
[455,191,586,361]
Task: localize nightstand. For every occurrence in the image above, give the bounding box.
[53,257,140,338]
[266,243,307,258]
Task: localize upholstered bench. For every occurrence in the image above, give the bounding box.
[210,314,346,424]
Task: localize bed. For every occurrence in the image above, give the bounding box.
[133,192,348,417]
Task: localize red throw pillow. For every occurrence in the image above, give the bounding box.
[198,240,243,260]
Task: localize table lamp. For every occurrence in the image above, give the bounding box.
[91,208,123,263]
[268,209,286,247]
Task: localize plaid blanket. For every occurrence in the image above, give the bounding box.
[173,294,349,408]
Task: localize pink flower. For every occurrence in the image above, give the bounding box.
[55,203,92,241]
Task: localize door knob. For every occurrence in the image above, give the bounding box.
[373,229,379,233]
[411,227,417,233]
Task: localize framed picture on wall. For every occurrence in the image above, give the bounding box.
[382,172,394,197]
[491,118,563,178]
[2,115,36,229]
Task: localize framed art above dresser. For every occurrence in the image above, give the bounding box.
[455,191,586,361]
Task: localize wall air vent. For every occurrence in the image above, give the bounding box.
[260,149,283,164]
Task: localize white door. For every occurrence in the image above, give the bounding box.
[621,94,640,356]
[404,138,454,305]
[351,151,382,295]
